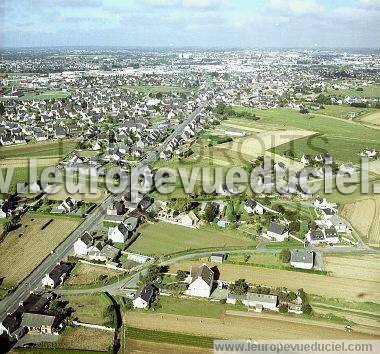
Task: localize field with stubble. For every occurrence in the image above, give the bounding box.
[0,214,81,293]
[340,196,380,247]
[124,312,379,340]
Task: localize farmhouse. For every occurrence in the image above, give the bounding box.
[267,222,288,241]
[22,313,60,335]
[243,293,278,311]
[41,262,72,288]
[290,249,314,269]
[133,283,159,309]
[187,264,214,298]
[73,232,94,256]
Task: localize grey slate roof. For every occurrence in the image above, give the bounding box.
[268,222,287,235]
[290,249,314,264]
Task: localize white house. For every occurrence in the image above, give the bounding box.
[73,232,94,256]
[290,250,314,269]
[52,197,77,214]
[300,154,310,165]
[42,263,72,288]
[180,211,199,227]
[186,264,214,298]
[306,230,325,245]
[108,222,129,243]
[133,284,159,309]
[323,227,340,244]
[243,293,278,311]
[267,222,288,241]
[244,199,265,214]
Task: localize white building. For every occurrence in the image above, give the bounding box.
[290,250,314,269]
[267,222,288,241]
[186,264,214,298]
[73,232,94,256]
[108,222,129,243]
[133,284,159,309]
[244,199,265,215]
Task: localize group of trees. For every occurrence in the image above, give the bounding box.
[229,278,249,295]
[203,202,219,222]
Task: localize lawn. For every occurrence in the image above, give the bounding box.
[153,296,237,318]
[14,349,105,354]
[128,222,254,256]
[230,106,380,163]
[62,262,122,289]
[60,294,112,326]
[226,253,282,266]
[37,326,114,352]
[0,214,81,292]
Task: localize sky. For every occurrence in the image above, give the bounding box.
[0,0,379,48]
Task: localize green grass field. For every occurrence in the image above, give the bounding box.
[326,84,380,99]
[314,105,374,119]
[60,294,111,326]
[128,222,254,255]
[230,106,380,164]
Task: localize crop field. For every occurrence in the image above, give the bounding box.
[128,222,254,256]
[340,197,379,245]
[62,262,121,288]
[60,294,111,325]
[230,106,380,164]
[360,111,380,126]
[124,311,377,340]
[169,260,380,303]
[324,254,380,283]
[125,338,211,354]
[0,140,76,159]
[0,214,81,291]
[37,326,114,352]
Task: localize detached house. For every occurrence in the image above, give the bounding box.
[133,283,159,309]
[267,222,288,241]
[244,199,265,214]
[187,264,214,298]
[73,232,94,256]
[108,222,130,243]
[51,197,77,214]
[42,262,72,288]
[290,250,314,269]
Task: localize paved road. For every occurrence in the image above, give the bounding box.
[0,83,213,321]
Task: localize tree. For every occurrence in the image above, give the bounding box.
[0,102,4,116]
[176,270,187,281]
[225,201,236,222]
[143,265,162,283]
[229,279,248,295]
[2,219,14,234]
[279,248,291,263]
[203,203,218,222]
[289,221,300,233]
[279,304,288,313]
[171,196,194,213]
[302,304,313,315]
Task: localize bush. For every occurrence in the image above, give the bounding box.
[279,304,288,313]
[279,249,291,263]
